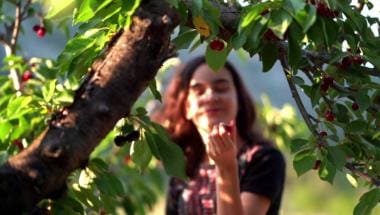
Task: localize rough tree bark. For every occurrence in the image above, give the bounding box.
[0,0,179,213]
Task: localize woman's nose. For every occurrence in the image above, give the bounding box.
[201,88,219,102]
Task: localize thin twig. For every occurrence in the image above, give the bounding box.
[345,163,380,186]
[278,46,317,135]
[7,1,23,93]
[10,1,22,52]
[21,0,33,20]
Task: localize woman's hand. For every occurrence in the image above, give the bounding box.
[207,120,238,169]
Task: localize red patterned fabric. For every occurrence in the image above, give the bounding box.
[166,145,285,215]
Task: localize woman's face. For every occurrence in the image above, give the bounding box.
[185,64,238,132]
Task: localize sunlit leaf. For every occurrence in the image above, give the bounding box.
[354,188,380,215]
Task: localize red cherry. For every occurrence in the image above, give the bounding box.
[320,76,334,92]
[325,110,335,122]
[351,102,359,111]
[313,160,321,170]
[209,39,224,51]
[320,83,329,92]
[12,140,24,151]
[316,3,337,18]
[352,56,363,65]
[36,27,46,38]
[22,71,33,81]
[222,124,233,133]
[341,56,353,68]
[33,25,40,32]
[316,3,328,16]
[319,131,328,137]
[264,29,281,41]
[323,76,334,86]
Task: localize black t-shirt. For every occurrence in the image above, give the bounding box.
[166,144,286,215]
[238,145,286,215]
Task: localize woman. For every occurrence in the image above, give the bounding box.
[154,56,285,215]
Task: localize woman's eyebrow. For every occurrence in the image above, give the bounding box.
[189,82,203,89]
[212,78,230,85]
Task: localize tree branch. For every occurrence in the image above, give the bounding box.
[345,163,380,186]
[278,46,317,135]
[0,0,179,213]
[11,1,22,52]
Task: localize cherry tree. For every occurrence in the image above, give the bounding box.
[0,0,379,214]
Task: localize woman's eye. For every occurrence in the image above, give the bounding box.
[190,87,205,96]
[214,85,229,93]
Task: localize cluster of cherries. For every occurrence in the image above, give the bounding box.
[114,130,140,165]
[320,75,360,123]
[339,55,364,69]
[32,24,46,38]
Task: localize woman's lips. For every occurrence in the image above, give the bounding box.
[204,108,222,115]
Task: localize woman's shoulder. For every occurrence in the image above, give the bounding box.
[240,143,285,166]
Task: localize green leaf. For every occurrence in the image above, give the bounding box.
[89,158,109,173]
[354,188,380,215]
[230,30,248,50]
[356,91,371,111]
[11,116,29,140]
[191,0,203,17]
[293,76,305,85]
[310,83,321,107]
[130,139,152,172]
[148,79,162,102]
[290,138,308,153]
[74,0,114,24]
[245,17,268,55]
[327,146,346,170]
[53,197,84,213]
[288,23,302,68]
[205,43,229,72]
[294,4,316,33]
[336,1,367,33]
[307,19,324,46]
[268,8,293,39]
[166,0,178,8]
[94,173,121,196]
[42,80,57,102]
[239,2,274,30]
[293,149,316,176]
[260,42,278,72]
[335,103,349,123]
[318,159,336,184]
[44,0,79,20]
[150,123,186,179]
[105,174,125,196]
[362,47,380,70]
[0,121,12,142]
[6,96,33,119]
[203,1,222,35]
[144,131,161,159]
[122,0,142,28]
[287,0,306,13]
[172,29,198,50]
[347,120,367,134]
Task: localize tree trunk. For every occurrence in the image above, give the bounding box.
[0,0,179,213]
